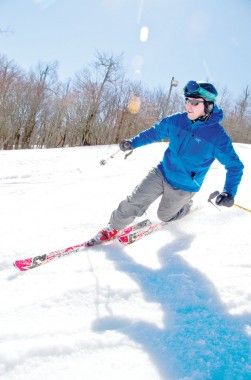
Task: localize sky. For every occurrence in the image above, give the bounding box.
[0,142,250,379]
[0,0,251,99]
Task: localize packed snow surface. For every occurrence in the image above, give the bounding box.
[0,143,250,380]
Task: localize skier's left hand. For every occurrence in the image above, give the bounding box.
[215,192,234,207]
[119,139,133,152]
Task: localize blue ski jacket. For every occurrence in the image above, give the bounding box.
[131,106,244,196]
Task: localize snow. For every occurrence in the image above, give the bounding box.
[0,142,250,380]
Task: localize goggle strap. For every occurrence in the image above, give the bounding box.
[197,87,216,102]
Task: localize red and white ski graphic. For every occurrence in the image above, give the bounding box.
[14,219,151,271]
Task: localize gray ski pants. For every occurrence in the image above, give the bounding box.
[109,167,195,230]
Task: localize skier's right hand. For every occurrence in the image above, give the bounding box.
[215,192,234,207]
[119,139,133,152]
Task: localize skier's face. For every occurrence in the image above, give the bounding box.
[185,97,206,120]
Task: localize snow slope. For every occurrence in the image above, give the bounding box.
[0,143,250,380]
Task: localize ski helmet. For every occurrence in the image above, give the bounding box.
[184,80,218,102]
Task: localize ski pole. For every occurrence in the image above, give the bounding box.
[208,191,251,214]
[100,148,134,165]
[124,150,133,159]
[234,203,251,214]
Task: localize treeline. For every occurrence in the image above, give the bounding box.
[0,53,250,150]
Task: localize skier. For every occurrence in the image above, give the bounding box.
[92,80,244,243]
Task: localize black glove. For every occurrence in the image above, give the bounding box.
[119,139,133,152]
[215,192,234,207]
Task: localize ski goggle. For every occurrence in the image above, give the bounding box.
[184,81,216,102]
[185,97,205,106]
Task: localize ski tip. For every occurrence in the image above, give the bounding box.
[13,263,26,271]
[13,259,32,271]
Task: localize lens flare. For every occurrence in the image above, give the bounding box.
[131,54,144,75]
[140,26,149,42]
[127,96,141,114]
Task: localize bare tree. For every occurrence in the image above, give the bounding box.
[73,52,123,145]
[0,51,250,149]
[224,86,251,143]
[20,62,58,148]
[0,55,22,149]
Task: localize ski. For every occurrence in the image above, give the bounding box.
[118,220,167,246]
[13,219,151,272]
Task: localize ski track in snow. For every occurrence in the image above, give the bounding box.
[0,143,250,380]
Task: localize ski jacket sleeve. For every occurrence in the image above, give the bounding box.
[214,137,244,197]
[131,115,175,149]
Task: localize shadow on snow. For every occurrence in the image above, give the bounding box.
[92,225,251,380]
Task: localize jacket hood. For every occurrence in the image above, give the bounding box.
[207,105,223,124]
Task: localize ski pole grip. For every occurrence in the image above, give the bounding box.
[208,190,220,202]
[208,190,221,211]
